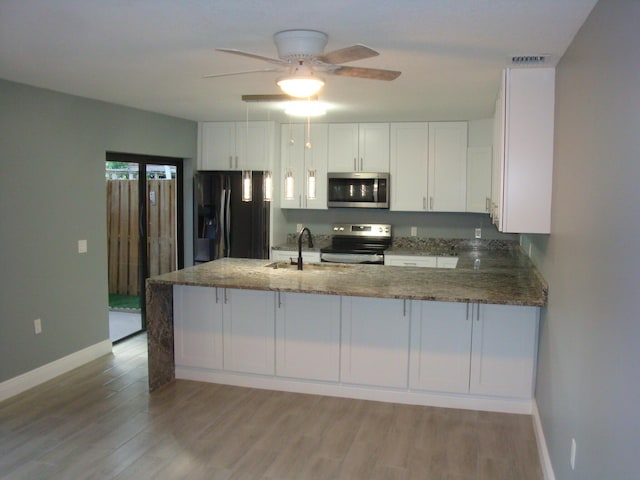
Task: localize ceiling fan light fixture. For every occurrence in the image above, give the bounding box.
[276,75,325,98]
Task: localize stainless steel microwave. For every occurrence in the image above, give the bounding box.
[327,172,389,208]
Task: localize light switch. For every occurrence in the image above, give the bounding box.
[78,239,88,254]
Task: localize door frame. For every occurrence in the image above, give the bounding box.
[106,152,184,331]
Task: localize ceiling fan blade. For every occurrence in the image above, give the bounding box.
[331,66,401,81]
[216,48,286,65]
[203,68,281,79]
[319,44,379,64]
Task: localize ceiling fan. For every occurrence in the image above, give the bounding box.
[205,29,401,98]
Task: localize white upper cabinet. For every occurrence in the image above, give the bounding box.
[466,146,493,213]
[492,68,555,233]
[328,123,390,172]
[198,121,274,171]
[390,121,469,213]
[428,121,468,212]
[390,122,429,211]
[280,123,328,209]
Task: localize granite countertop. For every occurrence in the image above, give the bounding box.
[148,245,547,307]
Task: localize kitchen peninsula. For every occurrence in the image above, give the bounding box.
[147,243,547,413]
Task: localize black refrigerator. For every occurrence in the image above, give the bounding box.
[194,171,270,263]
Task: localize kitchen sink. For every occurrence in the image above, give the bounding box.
[264,261,354,271]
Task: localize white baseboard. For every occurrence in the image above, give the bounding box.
[176,367,534,414]
[0,340,113,402]
[532,400,556,480]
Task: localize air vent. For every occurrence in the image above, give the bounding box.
[511,55,548,65]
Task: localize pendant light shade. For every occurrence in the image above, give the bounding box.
[307,168,316,200]
[284,170,295,200]
[242,170,252,202]
[263,170,272,202]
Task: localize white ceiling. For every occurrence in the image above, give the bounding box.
[0,0,597,123]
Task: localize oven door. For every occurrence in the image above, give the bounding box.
[320,252,385,264]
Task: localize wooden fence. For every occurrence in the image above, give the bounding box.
[106,179,177,296]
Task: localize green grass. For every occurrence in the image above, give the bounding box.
[108,294,141,310]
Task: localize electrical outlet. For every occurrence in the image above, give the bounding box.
[475,228,482,239]
[570,438,577,470]
[296,223,303,233]
[34,318,42,335]
[410,226,417,237]
[78,239,87,254]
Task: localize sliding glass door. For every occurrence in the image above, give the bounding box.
[105,153,183,342]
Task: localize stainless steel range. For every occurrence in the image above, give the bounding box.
[320,223,391,264]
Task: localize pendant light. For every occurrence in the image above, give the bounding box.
[305,116,316,200]
[241,104,252,202]
[262,108,273,202]
[284,119,295,200]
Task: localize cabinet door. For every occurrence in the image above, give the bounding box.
[390,123,429,211]
[409,301,471,394]
[222,288,275,375]
[275,292,341,381]
[236,121,271,171]
[173,285,223,369]
[328,123,359,172]
[428,122,468,212]
[470,304,538,398]
[384,255,437,267]
[198,122,236,170]
[500,68,555,233]
[280,124,305,208]
[359,123,390,172]
[466,146,492,213]
[340,296,410,388]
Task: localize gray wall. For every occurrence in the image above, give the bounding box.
[0,79,197,382]
[529,1,640,478]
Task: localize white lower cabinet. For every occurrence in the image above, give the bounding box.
[222,288,275,375]
[470,303,538,398]
[410,300,538,398]
[173,285,223,370]
[340,296,410,388]
[275,292,341,381]
[409,301,471,394]
[173,286,539,410]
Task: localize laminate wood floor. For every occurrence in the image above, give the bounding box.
[0,334,543,479]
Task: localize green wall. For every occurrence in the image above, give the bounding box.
[0,79,197,382]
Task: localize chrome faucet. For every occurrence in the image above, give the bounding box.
[297,227,314,270]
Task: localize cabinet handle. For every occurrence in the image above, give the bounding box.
[299,195,302,208]
[476,304,480,322]
[278,291,281,309]
[422,197,426,210]
[235,156,238,169]
[224,288,228,304]
[353,158,357,171]
[404,262,417,266]
[466,303,470,320]
[429,196,434,210]
[229,156,233,169]
[403,299,407,317]
[360,158,363,171]
[485,197,491,212]
[215,288,219,304]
